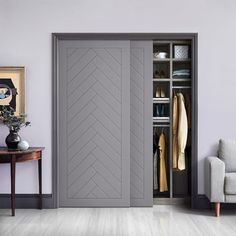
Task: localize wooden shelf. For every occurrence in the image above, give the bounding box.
[172,86,191,89]
[153,98,170,103]
[153,123,170,127]
[153,97,169,101]
[153,58,191,62]
[173,58,191,62]
[172,78,191,82]
[153,40,191,45]
[153,117,170,122]
[153,78,170,82]
[153,58,170,62]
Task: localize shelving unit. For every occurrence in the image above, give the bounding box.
[153,40,192,200]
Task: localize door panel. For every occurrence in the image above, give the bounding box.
[59,40,130,207]
[130,41,153,206]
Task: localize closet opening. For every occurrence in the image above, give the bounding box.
[152,39,193,204]
[53,33,197,208]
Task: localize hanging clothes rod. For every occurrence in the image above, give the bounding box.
[172,86,191,89]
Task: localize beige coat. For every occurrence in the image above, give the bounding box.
[177,93,188,170]
[159,131,168,192]
[172,95,178,169]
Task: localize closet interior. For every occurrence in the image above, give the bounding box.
[153,40,192,200]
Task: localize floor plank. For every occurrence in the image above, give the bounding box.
[0,205,236,236]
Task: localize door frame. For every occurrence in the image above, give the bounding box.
[52,33,198,208]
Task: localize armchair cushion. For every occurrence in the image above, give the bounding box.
[219,139,236,172]
[225,173,236,194]
[205,156,225,202]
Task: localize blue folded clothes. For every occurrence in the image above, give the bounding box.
[173,69,190,74]
[173,69,190,77]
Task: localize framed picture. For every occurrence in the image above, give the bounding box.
[0,67,25,116]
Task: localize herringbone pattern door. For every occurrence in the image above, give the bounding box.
[130,41,153,206]
[59,41,130,207]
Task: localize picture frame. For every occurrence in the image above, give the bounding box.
[0,66,25,116]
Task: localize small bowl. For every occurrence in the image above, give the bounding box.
[153,52,168,59]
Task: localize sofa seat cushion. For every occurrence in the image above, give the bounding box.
[219,139,236,172]
[225,173,236,194]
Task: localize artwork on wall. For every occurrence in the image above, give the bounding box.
[0,67,25,116]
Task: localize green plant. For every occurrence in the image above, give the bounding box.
[0,106,30,132]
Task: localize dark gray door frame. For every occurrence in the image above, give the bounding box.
[52,33,198,208]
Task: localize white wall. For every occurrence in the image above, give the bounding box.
[0,0,236,194]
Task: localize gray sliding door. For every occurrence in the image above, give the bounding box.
[130,41,153,206]
[58,40,130,207]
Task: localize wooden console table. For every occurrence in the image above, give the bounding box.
[0,147,45,216]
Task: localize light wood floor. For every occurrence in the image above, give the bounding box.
[0,205,236,236]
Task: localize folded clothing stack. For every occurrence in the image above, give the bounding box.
[173,69,190,78]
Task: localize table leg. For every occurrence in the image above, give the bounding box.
[38,155,42,209]
[11,154,16,216]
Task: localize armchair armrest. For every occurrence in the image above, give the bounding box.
[205,156,225,203]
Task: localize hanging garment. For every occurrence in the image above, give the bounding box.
[184,93,192,147]
[153,129,157,154]
[153,129,158,190]
[172,94,178,170]
[159,131,168,192]
[184,93,191,128]
[153,150,158,190]
[153,130,159,190]
[177,93,188,170]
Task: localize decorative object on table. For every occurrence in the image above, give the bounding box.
[0,67,25,116]
[17,140,29,151]
[5,131,21,150]
[153,52,168,59]
[174,45,189,59]
[0,106,30,149]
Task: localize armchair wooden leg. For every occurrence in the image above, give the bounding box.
[215,202,220,217]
